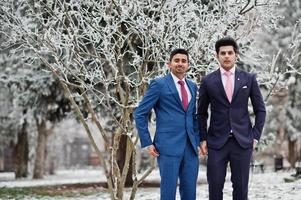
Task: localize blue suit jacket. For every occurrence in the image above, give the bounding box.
[134,73,199,156]
[197,68,266,149]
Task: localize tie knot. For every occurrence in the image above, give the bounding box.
[178,80,185,86]
[224,71,232,77]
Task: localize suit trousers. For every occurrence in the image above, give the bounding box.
[207,137,253,200]
[157,139,199,200]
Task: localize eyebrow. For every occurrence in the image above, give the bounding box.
[220,50,234,52]
[174,58,187,61]
[220,50,234,54]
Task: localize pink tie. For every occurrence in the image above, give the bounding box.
[224,71,233,103]
[178,80,188,111]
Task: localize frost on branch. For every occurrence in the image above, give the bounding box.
[1,0,283,199]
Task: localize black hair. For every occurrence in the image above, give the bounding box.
[169,48,189,62]
[215,36,239,54]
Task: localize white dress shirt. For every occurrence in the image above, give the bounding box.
[220,66,235,91]
[170,72,192,103]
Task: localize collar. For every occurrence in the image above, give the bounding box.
[170,72,186,84]
[220,66,236,75]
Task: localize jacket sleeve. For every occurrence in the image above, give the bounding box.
[134,80,160,148]
[250,74,266,141]
[197,78,210,141]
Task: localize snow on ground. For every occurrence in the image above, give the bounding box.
[0,168,106,188]
[1,167,300,199]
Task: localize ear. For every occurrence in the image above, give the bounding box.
[167,62,171,69]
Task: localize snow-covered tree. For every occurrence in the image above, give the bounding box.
[257,0,301,166]
[0,53,71,179]
[0,87,18,148]
[1,0,283,199]
[0,3,71,178]
[0,87,24,174]
[0,17,31,177]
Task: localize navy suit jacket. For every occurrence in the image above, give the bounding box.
[134,73,199,156]
[197,68,266,149]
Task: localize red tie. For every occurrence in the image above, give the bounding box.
[178,80,188,111]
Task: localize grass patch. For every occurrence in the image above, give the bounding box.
[0,184,106,199]
[0,187,34,199]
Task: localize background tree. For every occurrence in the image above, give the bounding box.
[0,87,27,177]
[0,48,31,178]
[0,2,71,178]
[258,0,301,167]
[1,0,284,199]
[0,56,71,179]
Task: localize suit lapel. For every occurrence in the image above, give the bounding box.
[214,69,229,102]
[232,68,243,101]
[166,74,183,109]
[186,79,195,111]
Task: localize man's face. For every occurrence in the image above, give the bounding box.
[216,46,237,71]
[168,53,189,79]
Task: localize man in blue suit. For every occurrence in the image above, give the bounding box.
[197,37,266,200]
[134,49,199,200]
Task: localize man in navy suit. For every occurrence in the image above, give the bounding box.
[135,49,199,200]
[197,37,266,200]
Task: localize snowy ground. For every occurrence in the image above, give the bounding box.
[0,167,300,200]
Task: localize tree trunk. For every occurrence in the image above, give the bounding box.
[33,119,48,179]
[276,127,285,156]
[117,134,133,187]
[288,139,297,167]
[13,121,29,178]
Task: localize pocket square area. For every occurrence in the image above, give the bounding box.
[242,86,248,88]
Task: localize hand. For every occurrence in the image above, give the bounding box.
[199,141,208,156]
[147,145,159,157]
